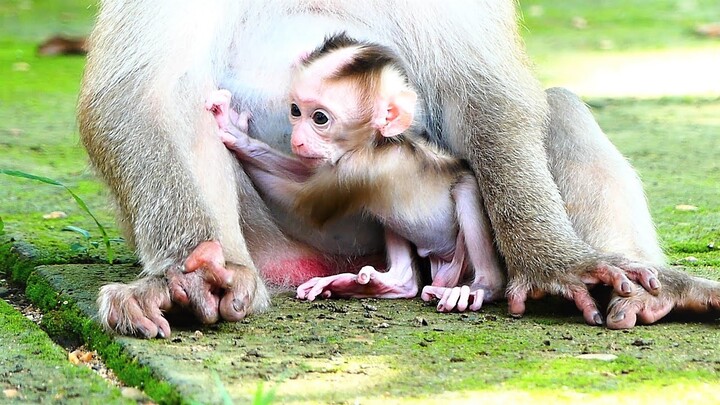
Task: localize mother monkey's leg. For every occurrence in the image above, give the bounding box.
[545,87,720,327]
[77,3,330,338]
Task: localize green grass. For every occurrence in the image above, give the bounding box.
[592,98,720,266]
[0,298,130,403]
[519,0,720,54]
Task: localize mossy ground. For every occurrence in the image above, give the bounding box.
[0,298,130,403]
[1,0,719,404]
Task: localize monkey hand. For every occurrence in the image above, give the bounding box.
[166,240,268,326]
[297,266,418,300]
[220,110,264,156]
[605,267,720,329]
[421,285,487,312]
[506,255,662,326]
[205,89,233,130]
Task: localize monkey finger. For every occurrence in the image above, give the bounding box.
[200,266,236,289]
[456,285,471,312]
[218,131,237,145]
[184,241,225,273]
[507,289,528,318]
[236,111,252,133]
[357,266,376,285]
[436,288,455,312]
[228,109,242,127]
[219,262,265,323]
[305,278,335,301]
[144,303,171,339]
[184,242,235,288]
[469,290,485,311]
[622,262,661,295]
[296,278,320,299]
[167,270,203,309]
[123,299,161,339]
[219,290,250,322]
[586,263,636,297]
[167,273,190,305]
[569,286,603,326]
[190,287,221,324]
[174,270,221,324]
[420,286,441,302]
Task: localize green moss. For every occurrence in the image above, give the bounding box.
[0,300,127,403]
[0,239,39,282]
[23,270,185,404]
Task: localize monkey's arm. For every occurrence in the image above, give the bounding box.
[221,114,314,182]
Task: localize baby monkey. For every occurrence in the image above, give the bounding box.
[207,33,505,312]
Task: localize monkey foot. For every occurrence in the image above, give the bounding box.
[605,274,720,329]
[507,255,663,326]
[97,277,172,339]
[605,291,675,329]
[296,266,417,301]
[421,285,486,312]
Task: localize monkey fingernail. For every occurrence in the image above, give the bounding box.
[593,313,604,325]
[621,282,632,294]
[610,312,626,322]
[135,326,150,338]
[232,298,248,313]
[649,278,660,291]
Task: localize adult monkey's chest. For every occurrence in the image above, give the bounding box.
[219,13,374,154]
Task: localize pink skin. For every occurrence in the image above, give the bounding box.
[298,229,419,300]
[421,174,505,312]
[207,88,505,311]
[169,240,249,324]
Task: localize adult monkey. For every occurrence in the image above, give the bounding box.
[78,1,719,338]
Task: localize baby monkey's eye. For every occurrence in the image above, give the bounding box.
[290,103,301,117]
[312,110,329,125]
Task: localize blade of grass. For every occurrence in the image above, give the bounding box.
[0,169,115,263]
[62,225,92,240]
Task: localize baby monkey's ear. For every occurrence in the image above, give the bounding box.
[375,89,417,138]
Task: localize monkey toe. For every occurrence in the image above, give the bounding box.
[569,286,603,326]
[219,294,250,322]
[506,289,528,318]
[606,293,674,329]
